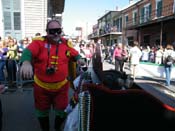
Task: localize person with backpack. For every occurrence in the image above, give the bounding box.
[163,44,175,87]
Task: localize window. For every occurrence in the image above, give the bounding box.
[4,11,11,30]
[14,12,21,30]
[144,4,152,22]
[13,0,21,11]
[140,7,144,23]
[2,0,11,10]
[140,4,152,23]
[156,0,162,17]
[125,14,128,27]
[119,17,122,32]
[132,10,137,25]
[116,19,119,31]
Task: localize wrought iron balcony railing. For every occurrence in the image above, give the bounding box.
[125,2,174,29]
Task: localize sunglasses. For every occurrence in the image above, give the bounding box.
[48,28,62,35]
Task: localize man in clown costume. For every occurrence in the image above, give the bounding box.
[20,20,82,131]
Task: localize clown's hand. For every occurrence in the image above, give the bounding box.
[20,61,33,79]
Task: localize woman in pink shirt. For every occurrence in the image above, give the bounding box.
[113,43,127,72]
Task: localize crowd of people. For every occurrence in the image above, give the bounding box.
[0,19,175,130]
[0,35,33,86]
[54,38,175,87]
[1,33,175,87]
[102,41,175,87]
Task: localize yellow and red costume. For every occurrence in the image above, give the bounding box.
[20,36,81,117]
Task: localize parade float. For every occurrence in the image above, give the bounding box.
[64,42,175,131]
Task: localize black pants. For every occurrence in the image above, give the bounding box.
[38,115,66,131]
[6,60,17,82]
[115,57,124,72]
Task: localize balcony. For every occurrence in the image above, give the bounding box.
[99,26,122,36]
[125,2,175,30]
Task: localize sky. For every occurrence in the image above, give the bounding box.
[62,0,136,37]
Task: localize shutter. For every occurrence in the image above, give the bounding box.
[149,4,152,19]
[4,11,12,30]
[140,8,144,23]
[157,0,162,17]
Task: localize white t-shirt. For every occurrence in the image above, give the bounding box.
[129,46,142,65]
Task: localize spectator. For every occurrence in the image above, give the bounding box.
[155,45,164,64]
[141,46,150,62]
[35,32,41,37]
[6,38,18,87]
[109,44,115,64]
[128,41,142,80]
[113,43,127,72]
[23,37,30,48]
[163,44,175,87]
[0,40,8,82]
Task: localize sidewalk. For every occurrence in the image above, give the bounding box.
[102,61,115,71]
[102,60,175,92]
[102,60,175,107]
[102,60,130,73]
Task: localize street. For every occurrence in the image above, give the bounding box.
[1,88,41,131]
[1,86,73,131]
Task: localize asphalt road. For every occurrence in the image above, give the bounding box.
[1,87,44,131]
[0,85,74,131]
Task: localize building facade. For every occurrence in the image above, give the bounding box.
[0,0,65,41]
[89,0,175,48]
[125,0,175,48]
[98,11,123,46]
